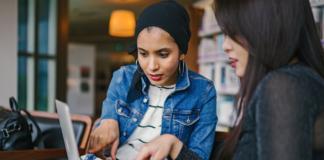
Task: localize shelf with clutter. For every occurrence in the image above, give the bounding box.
[198,24,222,37]
[310,0,324,45]
[310,0,324,7]
[193,0,239,132]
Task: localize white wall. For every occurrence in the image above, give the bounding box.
[0,0,18,106]
[67,43,96,117]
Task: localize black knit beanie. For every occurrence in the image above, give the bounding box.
[127,0,191,57]
[127,0,191,103]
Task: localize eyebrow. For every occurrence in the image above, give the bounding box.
[138,47,147,52]
[138,47,171,53]
[155,48,171,53]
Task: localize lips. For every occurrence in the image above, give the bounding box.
[231,61,238,67]
[149,74,163,81]
[229,57,238,68]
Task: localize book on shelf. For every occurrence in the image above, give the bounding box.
[215,33,225,53]
[217,95,236,127]
[198,62,239,95]
[199,63,215,82]
[312,6,324,40]
[198,38,217,57]
[198,4,220,36]
[214,63,240,95]
[202,5,217,32]
[198,9,204,29]
[198,33,225,57]
[310,0,324,4]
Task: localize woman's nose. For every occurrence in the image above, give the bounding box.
[148,57,159,72]
[222,36,233,53]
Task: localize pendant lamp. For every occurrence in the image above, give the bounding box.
[109,10,136,37]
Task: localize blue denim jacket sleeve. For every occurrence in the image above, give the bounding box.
[188,83,217,160]
[100,69,121,122]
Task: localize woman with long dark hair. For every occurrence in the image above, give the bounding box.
[135,0,324,159]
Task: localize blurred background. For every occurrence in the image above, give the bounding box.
[2,0,323,132]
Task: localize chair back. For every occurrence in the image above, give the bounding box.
[22,110,92,153]
[209,132,229,160]
[85,118,100,152]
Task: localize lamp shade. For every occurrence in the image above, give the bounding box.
[109,10,136,37]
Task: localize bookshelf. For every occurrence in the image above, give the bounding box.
[311,1,324,7]
[193,0,239,132]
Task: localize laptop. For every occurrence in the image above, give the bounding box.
[55,100,81,160]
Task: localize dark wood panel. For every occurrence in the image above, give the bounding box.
[215,131,230,140]
[56,0,68,103]
[0,148,85,160]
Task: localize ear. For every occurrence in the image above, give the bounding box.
[179,53,186,61]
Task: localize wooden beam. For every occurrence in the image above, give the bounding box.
[56,0,68,103]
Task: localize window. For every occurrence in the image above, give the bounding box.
[18,0,58,112]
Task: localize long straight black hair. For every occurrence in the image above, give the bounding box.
[214,0,324,159]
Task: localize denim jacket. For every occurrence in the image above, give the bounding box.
[86,64,217,160]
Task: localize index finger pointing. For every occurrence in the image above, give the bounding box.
[88,143,105,154]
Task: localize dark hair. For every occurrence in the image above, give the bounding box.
[214,0,324,159]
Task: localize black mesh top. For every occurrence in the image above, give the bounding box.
[176,62,324,160]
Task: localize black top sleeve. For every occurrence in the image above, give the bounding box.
[175,144,204,160]
[254,72,316,160]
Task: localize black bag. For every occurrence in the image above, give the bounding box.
[0,97,44,151]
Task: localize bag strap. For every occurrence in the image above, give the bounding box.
[9,97,20,114]
[20,109,45,149]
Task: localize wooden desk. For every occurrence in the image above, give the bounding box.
[0,148,85,160]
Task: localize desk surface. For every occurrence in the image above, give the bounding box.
[0,148,85,160]
[0,132,229,160]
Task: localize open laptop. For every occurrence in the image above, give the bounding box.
[55,100,81,160]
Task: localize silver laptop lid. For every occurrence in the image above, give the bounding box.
[55,100,80,160]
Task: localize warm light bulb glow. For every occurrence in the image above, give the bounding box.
[109,10,136,37]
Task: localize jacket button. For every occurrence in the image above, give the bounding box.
[143,98,148,103]
[187,116,191,123]
[123,132,127,137]
[118,108,122,113]
[133,118,137,122]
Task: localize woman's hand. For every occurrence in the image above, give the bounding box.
[88,119,119,160]
[135,134,183,160]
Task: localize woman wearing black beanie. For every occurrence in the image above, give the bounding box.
[85,1,217,160]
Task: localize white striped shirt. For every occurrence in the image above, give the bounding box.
[115,84,176,160]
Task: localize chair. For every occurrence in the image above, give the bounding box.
[209,132,230,160]
[85,118,100,152]
[0,108,92,160]
[24,110,92,153]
